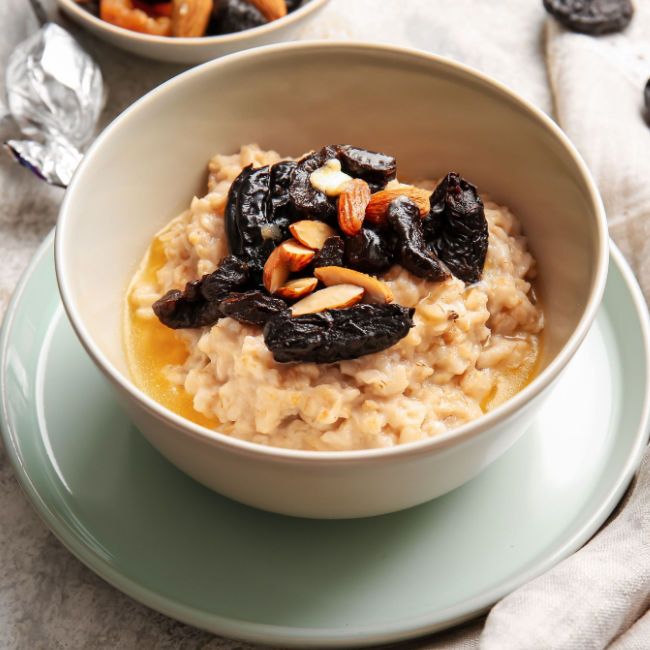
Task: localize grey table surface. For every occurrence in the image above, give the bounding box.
[0,1,555,648]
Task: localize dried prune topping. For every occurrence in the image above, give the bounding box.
[542,0,633,35]
[644,78,650,124]
[288,147,339,223]
[333,145,397,192]
[423,172,488,284]
[267,160,298,228]
[208,0,267,34]
[219,291,288,326]
[225,164,292,274]
[153,255,250,329]
[312,235,345,268]
[285,0,302,10]
[386,196,449,282]
[344,225,395,274]
[263,304,415,364]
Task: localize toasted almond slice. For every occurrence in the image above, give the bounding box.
[338,178,371,236]
[275,276,318,300]
[314,266,394,304]
[289,220,337,251]
[263,246,290,294]
[245,0,287,21]
[291,284,364,317]
[171,0,213,37]
[278,238,315,272]
[365,186,431,224]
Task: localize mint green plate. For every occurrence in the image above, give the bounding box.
[1,231,649,648]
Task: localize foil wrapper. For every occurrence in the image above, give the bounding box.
[4,22,104,186]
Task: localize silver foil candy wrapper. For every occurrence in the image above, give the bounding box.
[5,22,104,186]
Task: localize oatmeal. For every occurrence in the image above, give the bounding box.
[125,144,544,451]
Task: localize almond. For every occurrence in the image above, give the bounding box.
[245,0,287,21]
[290,284,364,317]
[365,186,431,224]
[289,220,337,251]
[338,179,371,236]
[275,276,318,300]
[171,0,213,37]
[263,246,290,294]
[314,266,394,304]
[278,238,315,272]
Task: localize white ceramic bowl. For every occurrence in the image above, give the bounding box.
[57,0,329,64]
[55,42,608,519]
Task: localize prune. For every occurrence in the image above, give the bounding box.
[225,164,292,273]
[288,147,339,223]
[208,0,267,34]
[153,255,250,329]
[263,304,415,364]
[644,78,650,124]
[333,145,397,192]
[219,291,288,326]
[423,172,487,284]
[386,196,449,282]
[267,160,298,228]
[344,225,395,274]
[542,0,633,35]
[312,235,345,268]
[285,0,302,10]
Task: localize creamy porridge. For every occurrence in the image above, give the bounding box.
[125,144,544,451]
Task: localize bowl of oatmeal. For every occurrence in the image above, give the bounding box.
[55,42,608,518]
[57,0,330,64]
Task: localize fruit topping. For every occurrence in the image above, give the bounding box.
[542,0,633,35]
[289,147,340,223]
[343,225,395,274]
[312,235,345,268]
[275,276,319,299]
[290,284,364,316]
[365,186,431,224]
[208,0,267,33]
[153,255,250,328]
[309,159,354,196]
[337,178,372,236]
[263,304,415,364]
[424,172,488,284]
[267,160,298,227]
[332,145,397,192]
[289,220,337,250]
[386,196,450,282]
[219,291,287,326]
[314,266,394,304]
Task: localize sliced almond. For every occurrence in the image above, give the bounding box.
[289,220,337,251]
[245,0,287,21]
[291,284,364,317]
[263,246,290,294]
[171,0,213,37]
[338,178,371,236]
[365,186,431,224]
[278,238,315,272]
[275,276,318,300]
[314,266,394,304]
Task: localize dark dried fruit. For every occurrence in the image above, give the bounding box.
[219,291,288,326]
[542,0,633,35]
[424,172,488,284]
[225,164,294,274]
[288,146,339,223]
[387,196,449,282]
[267,160,298,227]
[285,0,302,10]
[333,145,397,192]
[263,304,415,364]
[208,0,267,34]
[153,256,250,329]
[344,225,395,274]
[312,235,345,268]
[644,78,650,124]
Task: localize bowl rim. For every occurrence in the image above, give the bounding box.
[55,40,610,465]
[57,0,329,47]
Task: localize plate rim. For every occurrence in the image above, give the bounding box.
[1,231,649,647]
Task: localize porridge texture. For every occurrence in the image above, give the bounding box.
[126,144,544,451]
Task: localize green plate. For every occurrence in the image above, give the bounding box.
[1,231,649,648]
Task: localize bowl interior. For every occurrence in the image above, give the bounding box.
[56,43,606,437]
